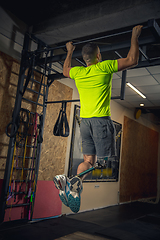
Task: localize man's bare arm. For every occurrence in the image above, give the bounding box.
[63,42,75,78]
[117,25,143,71]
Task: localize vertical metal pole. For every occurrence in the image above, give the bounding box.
[0,33,30,223]
[120,70,127,100]
[30,51,53,220]
[139,46,148,61]
[148,19,160,42]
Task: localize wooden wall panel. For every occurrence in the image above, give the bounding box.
[0,51,19,179]
[38,81,73,181]
[0,51,42,180]
[120,116,159,202]
[0,51,73,181]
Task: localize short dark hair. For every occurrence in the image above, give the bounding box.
[82,43,98,64]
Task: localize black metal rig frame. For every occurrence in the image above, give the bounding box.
[0,19,160,223]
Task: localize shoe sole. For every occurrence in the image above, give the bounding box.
[53,176,63,190]
[70,176,82,193]
[68,194,80,213]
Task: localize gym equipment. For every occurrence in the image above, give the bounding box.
[53,101,70,137]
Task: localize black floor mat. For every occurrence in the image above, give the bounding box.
[137,214,160,226]
[1,202,160,240]
[95,220,160,240]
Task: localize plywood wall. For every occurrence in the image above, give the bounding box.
[120,116,159,202]
[0,51,19,179]
[0,51,73,181]
[38,81,72,181]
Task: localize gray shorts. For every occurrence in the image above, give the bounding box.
[80,116,116,158]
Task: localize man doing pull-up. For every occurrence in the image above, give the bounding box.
[54,25,143,213]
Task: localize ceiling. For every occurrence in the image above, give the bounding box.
[1,0,160,122]
[1,0,107,26]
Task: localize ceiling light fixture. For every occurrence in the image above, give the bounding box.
[140,103,145,107]
[127,83,146,99]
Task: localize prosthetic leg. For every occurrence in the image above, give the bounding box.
[53,157,111,213]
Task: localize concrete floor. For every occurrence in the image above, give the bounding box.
[0,201,160,240]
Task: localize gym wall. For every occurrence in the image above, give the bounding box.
[62,99,160,214]
[0,50,72,221]
[120,116,159,202]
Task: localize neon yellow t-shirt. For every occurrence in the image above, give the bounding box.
[69,60,118,118]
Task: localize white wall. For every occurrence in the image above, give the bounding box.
[58,77,160,215]
[0,7,27,61]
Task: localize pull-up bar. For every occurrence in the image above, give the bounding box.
[34,25,149,55]
[46,99,80,104]
[36,19,160,66]
[51,26,150,51]
[45,95,122,104]
[46,68,127,104]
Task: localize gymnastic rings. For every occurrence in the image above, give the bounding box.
[5,122,18,138]
[6,108,29,138]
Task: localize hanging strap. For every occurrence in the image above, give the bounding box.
[53,101,69,137]
[38,114,43,143]
[61,102,69,137]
